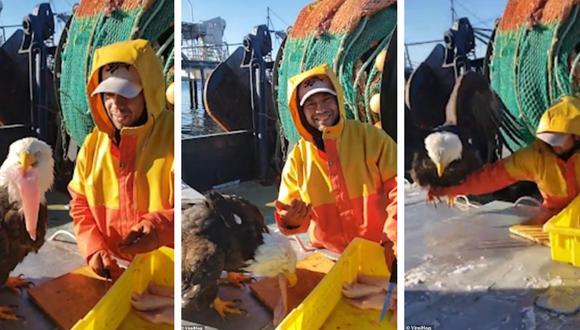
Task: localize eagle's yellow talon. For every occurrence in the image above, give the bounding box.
[0,305,20,320]
[211,297,243,319]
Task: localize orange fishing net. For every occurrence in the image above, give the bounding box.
[75,0,156,17]
[290,0,396,38]
[499,0,578,31]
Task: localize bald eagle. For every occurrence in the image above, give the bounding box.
[0,137,54,320]
[410,71,522,188]
[182,191,297,320]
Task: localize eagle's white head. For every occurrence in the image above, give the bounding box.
[0,137,54,240]
[243,231,298,287]
[425,131,463,177]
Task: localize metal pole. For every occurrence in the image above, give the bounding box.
[255,61,268,182]
[199,68,206,109]
[188,71,195,109]
[28,46,36,135]
[450,0,456,23]
[193,78,199,109]
[37,46,48,140]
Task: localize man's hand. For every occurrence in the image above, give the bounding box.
[275,199,311,228]
[118,219,159,255]
[88,250,122,279]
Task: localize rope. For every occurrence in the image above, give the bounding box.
[352,31,391,123]
[332,33,348,73]
[336,16,369,75]
[48,229,77,243]
[453,195,480,210]
[553,6,579,96]
[513,196,542,208]
[157,30,175,57]
[163,47,175,78]
[134,0,165,39]
[298,37,314,73]
[547,20,560,103]
[130,5,148,39]
[337,16,369,121]
[570,52,580,91]
[364,62,381,123]
[291,235,316,252]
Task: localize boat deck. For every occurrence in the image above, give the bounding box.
[404,185,580,329]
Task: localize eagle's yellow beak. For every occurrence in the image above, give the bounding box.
[19,152,34,173]
[436,163,446,177]
[285,272,298,287]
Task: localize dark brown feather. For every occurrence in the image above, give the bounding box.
[0,187,47,286]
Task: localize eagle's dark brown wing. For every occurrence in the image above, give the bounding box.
[181,203,224,311]
[0,187,47,286]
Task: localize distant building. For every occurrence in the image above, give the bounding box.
[183,17,229,63]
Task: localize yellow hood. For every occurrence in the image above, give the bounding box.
[287,64,347,142]
[86,39,166,137]
[536,96,580,136]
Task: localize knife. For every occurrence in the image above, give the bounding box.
[380,258,397,322]
[103,268,112,291]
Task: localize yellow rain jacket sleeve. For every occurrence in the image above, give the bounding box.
[68,39,174,262]
[276,64,397,254]
[432,96,580,211]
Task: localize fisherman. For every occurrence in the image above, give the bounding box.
[274,63,397,260]
[430,96,580,225]
[68,39,174,280]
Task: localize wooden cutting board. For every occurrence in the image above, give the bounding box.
[28,266,112,330]
[249,252,335,311]
[509,222,550,246]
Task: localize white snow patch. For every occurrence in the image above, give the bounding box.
[450,263,488,274]
[405,269,430,286]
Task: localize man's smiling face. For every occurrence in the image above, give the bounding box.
[301,92,339,131]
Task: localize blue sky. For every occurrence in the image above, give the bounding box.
[0,0,76,40]
[2,1,510,70]
[183,0,311,54]
[405,0,507,68]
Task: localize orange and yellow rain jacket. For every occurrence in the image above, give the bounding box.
[68,40,174,262]
[434,96,580,212]
[276,64,397,254]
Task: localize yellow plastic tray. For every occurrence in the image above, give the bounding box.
[72,247,174,330]
[277,238,396,330]
[544,196,580,267]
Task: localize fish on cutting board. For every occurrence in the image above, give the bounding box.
[342,273,389,310]
[131,282,174,325]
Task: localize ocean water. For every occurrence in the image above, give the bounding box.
[181,79,223,136]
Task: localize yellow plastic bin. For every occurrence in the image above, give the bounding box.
[72,247,174,330]
[277,238,395,330]
[543,196,580,267]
